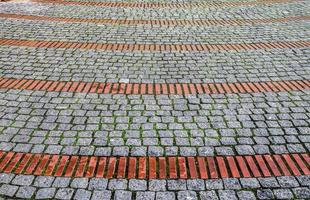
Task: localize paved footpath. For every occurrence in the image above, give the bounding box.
[0,0,309,199]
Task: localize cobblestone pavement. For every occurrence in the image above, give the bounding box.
[0,0,309,199]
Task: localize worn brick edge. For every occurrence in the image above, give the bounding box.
[0,78,309,95]
[0,38,310,52]
[32,0,297,8]
[1,13,309,26]
[0,151,309,179]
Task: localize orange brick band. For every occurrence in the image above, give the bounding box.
[0,151,309,179]
[0,38,310,52]
[1,13,309,26]
[0,77,309,95]
[33,0,296,8]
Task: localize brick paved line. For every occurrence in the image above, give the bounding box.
[0,77,309,95]
[32,0,297,8]
[0,13,309,26]
[0,38,309,52]
[0,151,309,179]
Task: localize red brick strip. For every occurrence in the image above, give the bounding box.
[0,38,309,52]
[33,0,296,8]
[0,77,309,95]
[0,13,309,26]
[0,151,309,179]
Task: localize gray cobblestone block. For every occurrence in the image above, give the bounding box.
[273,189,293,199]
[237,191,256,200]
[149,180,166,191]
[114,190,132,200]
[223,178,241,190]
[199,190,218,200]
[108,179,128,190]
[136,191,155,200]
[33,176,54,187]
[168,180,187,191]
[296,176,310,186]
[178,191,197,200]
[292,187,310,199]
[187,179,205,191]
[91,190,112,200]
[258,177,280,188]
[240,178,260,189]
[0,173,15,184]
[277,176,300,188]
[148,146,164,156]
[71,178,89,189]
[88,178,108,190]
[257,189,274,199]
[53,177,71,188]
[156,192,175,200]
[0,184,19,197]
[218,190,237,200]
[130,146,147,156]
[15,186,36,199]
[205,179,223,190]
[55,188,75,200]
[12,175,34,186]
[74,189,92,200]
[35,188,56,199]
[129,179,147,191]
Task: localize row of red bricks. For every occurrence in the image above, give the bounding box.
[33,0,294,8]
[0,151,309,179]
[0,13,309,27]
[0,38,310,52]
[0,78,309,95]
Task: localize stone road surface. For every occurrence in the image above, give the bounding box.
[0,0,309,199]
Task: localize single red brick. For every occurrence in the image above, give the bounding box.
[158,157,166,179]
[96,157,107,178]
[216,157,229,178]
[207,157,218,179]
[197,157,208,179]
[133,83,140,94]
[175,84,183,95]
[149,157,157,179]
[125,83,132,94]
[162,84,168,94]
[178,157,187,179]
[128,157,137,179]
[168,157,177,179]
[106,157,116,178]
[138,157,146,179]
[117,157,127,178]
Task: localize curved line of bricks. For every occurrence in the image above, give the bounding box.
[0,38,310,52]
[0,77,309,95]
[32,0,297,8]
[1,13,309,26]
[0,151,309,179]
